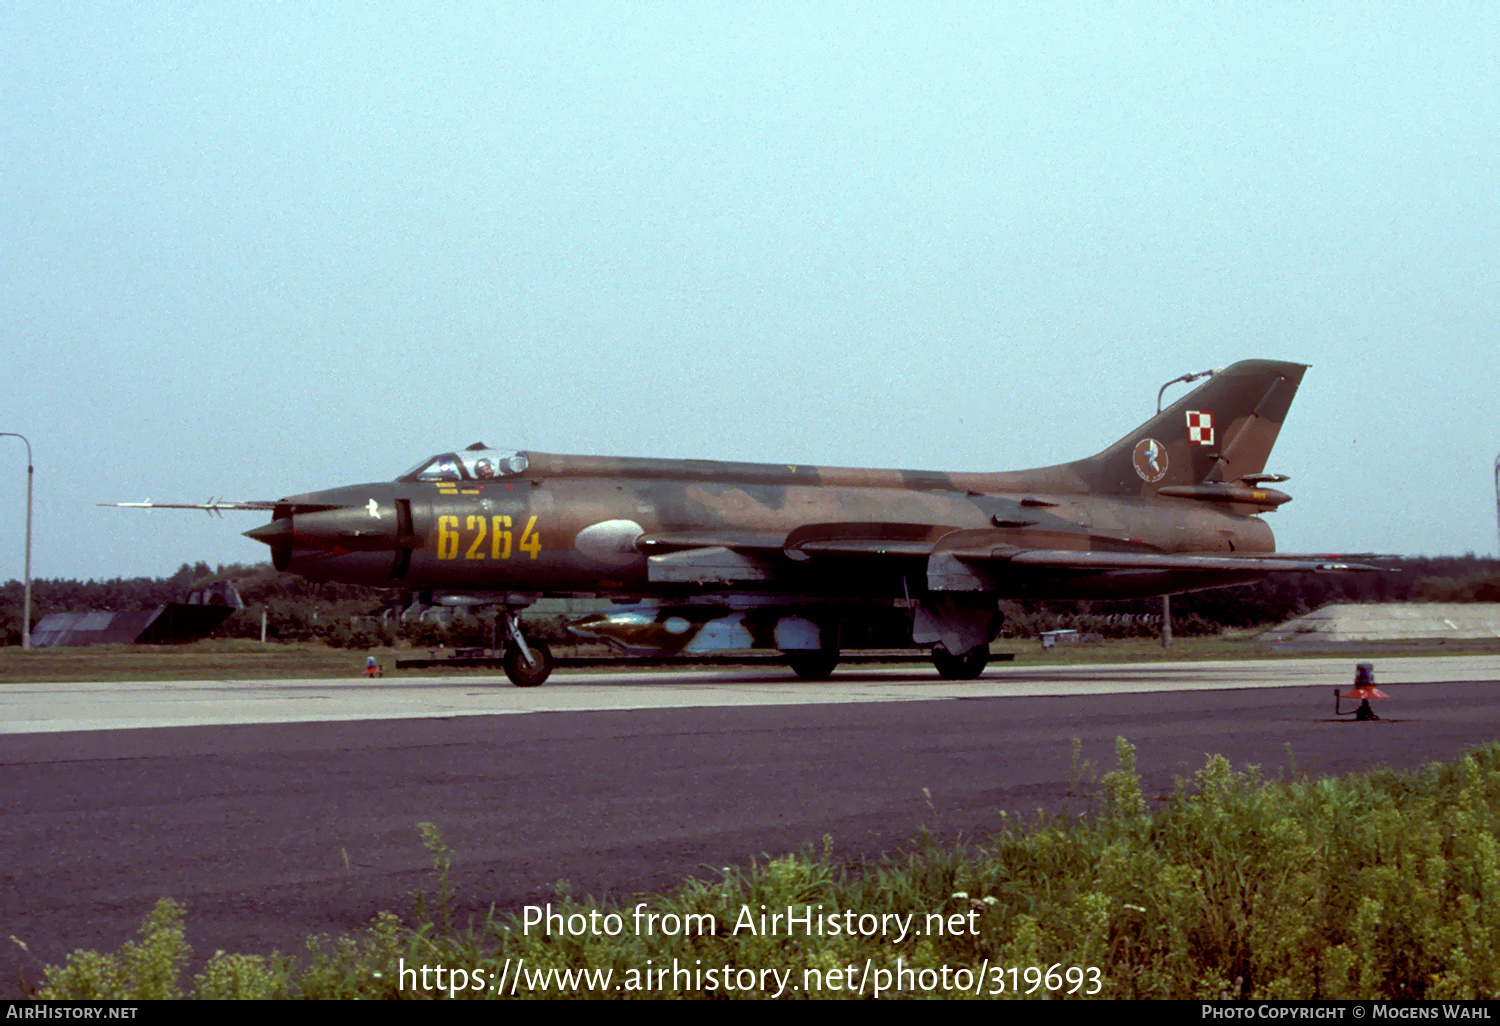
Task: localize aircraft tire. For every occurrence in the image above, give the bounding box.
[784,650,839,681]
[931,646,988,680]
[502,640,553,687]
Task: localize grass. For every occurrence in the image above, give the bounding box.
[2,633,1495,683]
[30,739,1500,1000]
[0,638,387,682]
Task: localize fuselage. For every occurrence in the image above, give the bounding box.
[250,447,1278,602]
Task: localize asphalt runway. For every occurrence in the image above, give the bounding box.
[2,654,1496,996]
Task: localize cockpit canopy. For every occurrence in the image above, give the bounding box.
[400,445,529,482]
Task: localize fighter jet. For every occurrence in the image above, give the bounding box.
[106,359,1373,686]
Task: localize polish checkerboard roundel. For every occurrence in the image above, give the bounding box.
[1186,410,1214,445]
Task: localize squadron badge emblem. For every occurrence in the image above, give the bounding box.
[1132,438,1167,482]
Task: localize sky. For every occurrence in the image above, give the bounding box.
[3,2,1497,582]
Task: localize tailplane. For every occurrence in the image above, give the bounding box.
[1067,359,1307,499]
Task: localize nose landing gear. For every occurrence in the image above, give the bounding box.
[502,608,553,687]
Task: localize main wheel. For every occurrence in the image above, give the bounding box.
[502,639,553,687]
[931,645,988,680]
[784,649,840,681]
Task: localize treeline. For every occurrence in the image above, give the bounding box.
[2,554,1498,647]
[0,562,555,649]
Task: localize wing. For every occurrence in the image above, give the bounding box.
[634,523,1379,588]
[636,530,788,583]
[986,550,1378,574]
[634,523,943,583]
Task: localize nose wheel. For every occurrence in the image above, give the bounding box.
[501,608,553,687]
[502,639,553,687]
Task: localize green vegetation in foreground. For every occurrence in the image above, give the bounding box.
[3,633,1497,683]
[34,740,1500,1000]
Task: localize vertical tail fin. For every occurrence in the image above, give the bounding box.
[1068,360,1307,497]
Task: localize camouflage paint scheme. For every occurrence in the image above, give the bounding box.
[111,360,1374,684]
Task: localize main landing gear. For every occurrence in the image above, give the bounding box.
[784,649,840,681]
[930,645,989,680]
[501,608,553,687]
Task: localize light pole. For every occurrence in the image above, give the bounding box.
[1,433,32,649]
[1494,453,1499,555]
[1154,371,1215,648]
